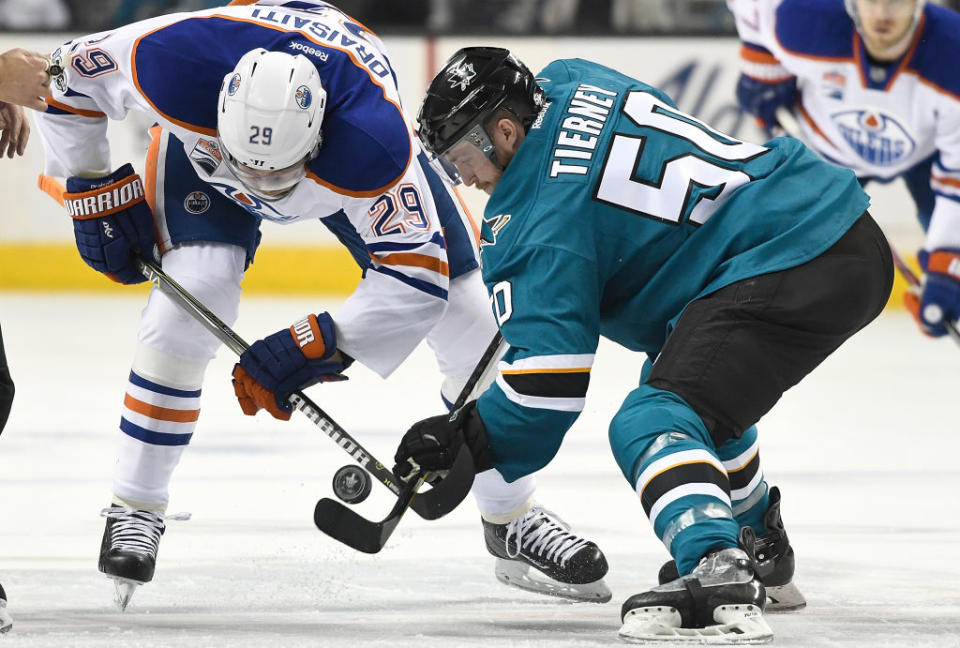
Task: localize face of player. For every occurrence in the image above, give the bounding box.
[442,118,524,195]
[223,150,309,201]
[854,0,918,56]
[445,138,503,195]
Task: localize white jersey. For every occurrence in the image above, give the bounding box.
[730,0,960,251]
[35,0,478,377]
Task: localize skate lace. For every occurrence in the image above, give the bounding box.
[504,505,589,567]
[100,506,191,556]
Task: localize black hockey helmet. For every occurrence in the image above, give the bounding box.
[417,47,544,159]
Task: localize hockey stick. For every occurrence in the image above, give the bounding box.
[134,256,447,518]
[773,108,960,344]
[37,174,479,519]
[313,330,505,553]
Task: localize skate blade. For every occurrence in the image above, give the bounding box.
[109,577,142,612]
[765,581,806,612]
[619,604,773,644]
[494,558,612,603]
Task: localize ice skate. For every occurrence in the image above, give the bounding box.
[99,506,189,611]
[620,535,771,644]
[658,486,806,611]
[0,582,12,633]
[483,504,611,603]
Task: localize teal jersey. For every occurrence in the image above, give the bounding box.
[476,59,870,481]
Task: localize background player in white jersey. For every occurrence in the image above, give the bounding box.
[729,0,960,338]
[394,47,892,643]
[34,0,608,609]
[0,44,54,635]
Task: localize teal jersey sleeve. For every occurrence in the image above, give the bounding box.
[477,238,601,482]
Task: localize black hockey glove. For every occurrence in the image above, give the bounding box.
[393,400,492,483]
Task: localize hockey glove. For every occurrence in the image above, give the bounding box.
[64,163,157,284]
[904,249,960,337]
[232,313,348,420]
[736,73,797,134]
[393,401,492,483]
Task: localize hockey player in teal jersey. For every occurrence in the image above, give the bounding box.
[394,48,894,643]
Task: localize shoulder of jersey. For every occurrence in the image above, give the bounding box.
[774,0,855,59]
[907,5,960,100]
[132,14,311,135]
[306,106,411,196]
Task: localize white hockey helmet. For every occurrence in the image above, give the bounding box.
[217,48,327,199]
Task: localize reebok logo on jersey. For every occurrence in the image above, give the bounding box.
[288,41,329,62]
[65,176,145,220]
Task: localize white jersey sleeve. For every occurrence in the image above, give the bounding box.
[728,0,793,82]
[926,98,960,251]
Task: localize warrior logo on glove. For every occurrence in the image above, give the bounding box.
[65,176,145,219]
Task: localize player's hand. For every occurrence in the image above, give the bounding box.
[904,249,960,337]
[736,73,797,134]
[64,163,157,284]
[0,102,29,157]
[0,48,53,111]
[232,313,348,420]
[393,401,491,483]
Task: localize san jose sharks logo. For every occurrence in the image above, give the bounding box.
[480,213,511,248]
[447,60,476,91]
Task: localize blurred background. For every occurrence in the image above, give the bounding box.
[0,0,948,298]
[2,0,958,37]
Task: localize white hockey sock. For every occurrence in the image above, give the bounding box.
[473,468,537,523]
[112,343,207,511]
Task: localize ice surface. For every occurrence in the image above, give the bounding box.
[0,294,957,647]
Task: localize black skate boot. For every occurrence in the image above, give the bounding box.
[0,581,11,633]
[620,529,772,644]
[482,503,611,602]
[658,486,806,611]
[99,505,188,611]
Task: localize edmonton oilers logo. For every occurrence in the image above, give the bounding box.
[228,74,241,96]
[295,85,312,109]
[184,191,211,214]
[832,109,914,168]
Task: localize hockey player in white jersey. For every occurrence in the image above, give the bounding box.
[730,0,960,338]
[35,0,609,609]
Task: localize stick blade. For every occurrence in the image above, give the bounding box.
[408,445,476,520]
[314,498,396,554]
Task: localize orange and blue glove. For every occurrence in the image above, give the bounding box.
[65,163,157,284]
[736,73,797,136]
[232,313,349,420]
[904,249,960,337]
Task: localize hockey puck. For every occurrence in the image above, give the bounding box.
[332,464,372,504]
